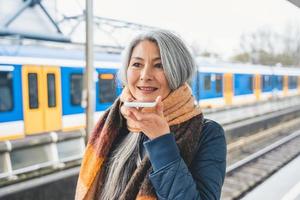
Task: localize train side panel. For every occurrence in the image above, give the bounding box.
[60,66,120,132]
[0,65,24,140]
[232,74,256,105]
[260,75,273,101]
[288,75,298,96]
[61,67,85,131]
[198,72,225,108]
[272,75,284,98]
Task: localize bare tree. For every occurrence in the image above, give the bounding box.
[190,40,220,59]
[232,23,300,67]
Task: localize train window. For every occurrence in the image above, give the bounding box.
[276,76,283,86]
[47,74,56,108]
[215,75,222,93]
[204,75,211,90]
[262,75,272,89]
[98,73,117,103]
[294,76,298,87]
[0,72,13,112]
[28,73,39,109]
[249,76,253,91]
[70,74,83,106]
[289,76,297,88]
[279,76,283,85]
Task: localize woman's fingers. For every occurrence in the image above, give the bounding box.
[129,109,157,122]
[127,108,141,121]
[120,105,128,118]
[124,99,169,138]
[120,96,136,118]
[121,105,136,120]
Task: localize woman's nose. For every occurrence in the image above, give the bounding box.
[140,65,153,80]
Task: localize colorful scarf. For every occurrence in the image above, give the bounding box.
[75,83,203,200]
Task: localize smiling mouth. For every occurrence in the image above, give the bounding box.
[137,86,158,92]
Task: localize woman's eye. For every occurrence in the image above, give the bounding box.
[155,63,163,68]
[132,63,141,67]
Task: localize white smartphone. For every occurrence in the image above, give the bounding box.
[124,101,157,108]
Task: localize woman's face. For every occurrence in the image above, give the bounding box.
[127,40,171,102]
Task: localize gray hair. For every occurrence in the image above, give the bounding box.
[99,133,141,200]
[120,29,197,90]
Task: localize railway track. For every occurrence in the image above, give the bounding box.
[221,129,300,200]
[0,105,300,199]
[227,117,300,165]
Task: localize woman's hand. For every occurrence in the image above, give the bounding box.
[120,96,170,139]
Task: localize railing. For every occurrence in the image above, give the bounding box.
[0,130,85,183]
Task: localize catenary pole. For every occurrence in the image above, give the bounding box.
[84,0,94,143]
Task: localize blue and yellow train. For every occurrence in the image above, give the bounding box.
[1,45,300,140]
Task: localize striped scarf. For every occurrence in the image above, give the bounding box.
[75,83,203,200]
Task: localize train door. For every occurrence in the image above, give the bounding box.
[283,75,288,96]
[43,66,62,132]
[224,73,233,105]
[22,65,62,134]
[254,74,261,100]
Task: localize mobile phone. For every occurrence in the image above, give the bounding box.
[124,101,157,108]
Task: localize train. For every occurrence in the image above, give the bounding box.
[1,44,300,141]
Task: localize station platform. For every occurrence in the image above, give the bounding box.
[242,154,300,200]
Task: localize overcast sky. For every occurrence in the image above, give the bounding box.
[57,0,300,58]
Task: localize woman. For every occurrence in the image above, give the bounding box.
[76,29,226,200]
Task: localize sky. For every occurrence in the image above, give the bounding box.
[14,0,300,58]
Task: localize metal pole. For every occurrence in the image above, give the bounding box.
[84,0,95,143]
[38,2,62,33]
[3,0,32,27]
[0,29,71,42]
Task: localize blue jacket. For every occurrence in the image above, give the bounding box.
[142,118,227,200]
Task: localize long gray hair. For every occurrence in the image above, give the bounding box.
[120,29,197,90]
[99,133,141,200]
[100,29,196,199]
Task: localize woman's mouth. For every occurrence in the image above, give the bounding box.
[137,86,158,92]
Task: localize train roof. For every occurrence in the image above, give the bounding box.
[197,60,300,76]
[1,45,300,76]
[0,44,122,68]
[0,44,121,62]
